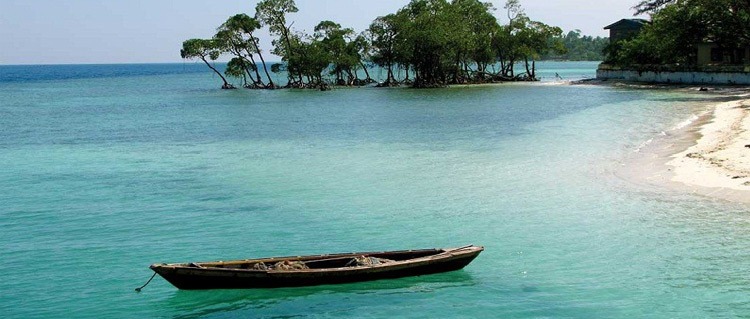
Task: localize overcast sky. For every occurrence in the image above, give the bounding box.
[0,0,645,65]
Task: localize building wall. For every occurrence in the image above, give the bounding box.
[696,43,750,66]
[597,68,750,85]
[609,27,642,43]
[696,43,713,66]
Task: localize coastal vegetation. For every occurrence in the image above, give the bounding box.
[606,0,750,66]
[181,0,577,89]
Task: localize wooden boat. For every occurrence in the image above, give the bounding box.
[149,245,483,290]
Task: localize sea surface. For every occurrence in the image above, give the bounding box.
[1,62,749,318]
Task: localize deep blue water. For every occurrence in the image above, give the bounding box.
[1,62,749,318]
[0,63,209,83]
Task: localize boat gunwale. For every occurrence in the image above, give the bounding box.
[150,246,483,275]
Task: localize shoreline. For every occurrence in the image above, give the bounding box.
[666,96,750,196]
[618,88,750,203]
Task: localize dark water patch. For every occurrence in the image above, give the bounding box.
[0,63,212,83]
[1,76,645,148]
[645,95,743,103]
[197,195,234,203]
[230,205,276,214]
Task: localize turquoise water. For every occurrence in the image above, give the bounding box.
[1,62,749,318]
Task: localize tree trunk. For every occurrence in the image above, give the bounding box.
[524,57,533,79]
[502,56,506,76]
[346,69,355,86]
[201,56,234,89]
[360,61,372,82]
[352,68,360,85]
[246,54,264,88]
[250,34,275,89]
[387,60,396,83]
[242,64,254,88]
[277,17,301,86]
[452,52,461,84]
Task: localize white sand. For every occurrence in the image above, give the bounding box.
[667,97,750,197]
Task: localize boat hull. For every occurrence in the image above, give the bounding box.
[150,246,482,290]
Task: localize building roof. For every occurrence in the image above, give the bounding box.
[603,19,650,30]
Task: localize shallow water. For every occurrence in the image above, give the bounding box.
[1,62,749,318]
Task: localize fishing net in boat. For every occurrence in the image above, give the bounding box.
[251,263,268,270]
[271,260,309,271]
[346,256,395,267]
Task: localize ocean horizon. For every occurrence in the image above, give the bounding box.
[2,62,749,318]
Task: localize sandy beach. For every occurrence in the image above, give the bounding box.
[666,95,750,198]
[610,85,750,203]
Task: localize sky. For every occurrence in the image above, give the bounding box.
[0,0,646,65]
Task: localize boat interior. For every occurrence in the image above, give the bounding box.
[184,249,445,270]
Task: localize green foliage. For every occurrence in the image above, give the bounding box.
[367,15,400,84]
[214,13,275,88]
[363,0,564,86]
[255,0,301,84]
[396,0,454,86]
[254,0,298,37]
[516,18,565,60]
[314,20,359,84]
[633,0,674,14]
[485,1,565,78]
[543,30,608,61]
[294,40,330,82]
[180,39,220,60]
[225,57,250,79]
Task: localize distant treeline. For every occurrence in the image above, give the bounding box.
[182,0,599,89]
[542,30,608,61]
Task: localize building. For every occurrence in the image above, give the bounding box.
[604,18,749,66]
[696,43,750,66]
[603,19,649,43]
[598,19,750,84]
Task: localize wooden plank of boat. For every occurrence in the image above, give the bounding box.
[148,245,484,290]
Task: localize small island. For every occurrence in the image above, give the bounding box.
[181,0,600,90]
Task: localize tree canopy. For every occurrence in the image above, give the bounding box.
[181,39,235,89]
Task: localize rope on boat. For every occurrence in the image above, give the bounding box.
[443,245,474,253]
[134,273,157,292]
